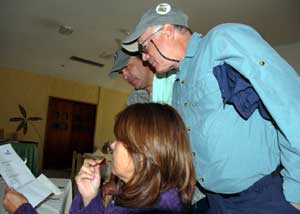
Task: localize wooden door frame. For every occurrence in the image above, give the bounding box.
[43,96,97,169]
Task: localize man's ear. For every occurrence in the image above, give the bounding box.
[161,24,175,39]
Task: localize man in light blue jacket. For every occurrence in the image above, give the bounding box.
[122,2,300,213]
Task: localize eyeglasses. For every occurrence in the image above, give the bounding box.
[138,28,162,53]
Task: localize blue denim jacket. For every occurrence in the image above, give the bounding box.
[172,23,300,203]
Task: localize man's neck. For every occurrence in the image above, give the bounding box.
[145,85,152,96]
[177,33,191,60]
[145,72,154,95]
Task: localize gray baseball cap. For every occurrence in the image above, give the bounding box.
[109,49,131,79]
[122,3,189,52]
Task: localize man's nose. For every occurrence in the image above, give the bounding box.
[142,52,149,61]
[122,70,129,80]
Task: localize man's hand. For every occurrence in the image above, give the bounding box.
[75,159,103,206]
[291,203,300,210]
[3,188,28,213]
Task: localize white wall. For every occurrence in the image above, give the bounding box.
[275,42,300,74]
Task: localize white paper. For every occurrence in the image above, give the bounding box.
[0,144,52,207]
[0,144,34,188]
[37,174,63,195]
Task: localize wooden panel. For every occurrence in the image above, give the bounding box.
[43,97,96,169]
[70,103,95,153]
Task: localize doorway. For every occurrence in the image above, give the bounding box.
[43,97,96,169]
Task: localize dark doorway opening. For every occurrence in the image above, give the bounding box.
[43,97,96,169]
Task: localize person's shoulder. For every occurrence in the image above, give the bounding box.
[127,89,150,105]
[128,89,148,96]
[201,23,261,46]
[161,189,181,203]
[212,23,252,31]
[158,189,182,211]
[207,23,257,36]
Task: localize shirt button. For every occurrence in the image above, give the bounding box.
[192,152,195,157]
[181,80,185,84]
[199,177,204,183]
[184,102,188,107]
[259,60,265,66]
[187,127,191,131]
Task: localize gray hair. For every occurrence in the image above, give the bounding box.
[150,24,191,35]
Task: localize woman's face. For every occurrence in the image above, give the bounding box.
[110,140,134,183]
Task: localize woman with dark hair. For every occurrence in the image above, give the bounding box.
[3,103,195,214]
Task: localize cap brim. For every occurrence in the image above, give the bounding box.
[109,62,126,79]
[109,70,120,79]
[109,49,131,79]
[122,25,147,52]
[121,42,139,52]
[111,62,126,73]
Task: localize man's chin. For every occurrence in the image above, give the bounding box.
[156,67,171,74]
[130,82,140,90]
[133,86,143,90]
[154,63,177,74]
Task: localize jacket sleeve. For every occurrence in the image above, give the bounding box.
[15,203,38,214]
[69,191,105,214]
[212,23,300,203]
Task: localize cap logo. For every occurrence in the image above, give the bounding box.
[156,3,171,15]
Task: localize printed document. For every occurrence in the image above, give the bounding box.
[0,144,52,207]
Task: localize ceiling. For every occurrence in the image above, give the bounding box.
[1,0,300,92]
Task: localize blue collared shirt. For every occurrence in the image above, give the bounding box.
[172,23,300,203]
[152,71,177,105]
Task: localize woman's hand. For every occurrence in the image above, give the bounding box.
[75,159,103,206]
[3,188,28,213]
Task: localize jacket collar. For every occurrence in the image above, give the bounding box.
[185,32,202,58]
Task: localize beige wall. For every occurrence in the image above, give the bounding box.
[0,68,128,170]
[94,88,128,149]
